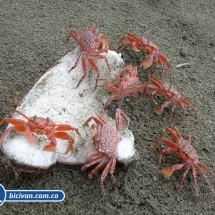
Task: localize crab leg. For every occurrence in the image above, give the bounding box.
[74,58,88,88]
[90,52,110,71]
[115,108,129,131]
[55,124,77,131]
[198,163,215,178]
[196,165,215,194]
[69,53,82,73]
[133,85,146,102]
[87,57,100,89]
[163,127,178,142]
[178,165,190,191]
[56,125,82,138]
[117,33,140,44]
[180,98,197,114]
[191,166,199,195]
[109,157,117,182]
[64,29,79,44]
[83,116,101,126]
[117,34,142,52]
[0,118,26,126]
[147,75,162,89]
[157,147,176,164]
[0,127,14,145]
[176,101,186,121]
[117,65,135,77]
[100,157,115,193]
[188,132,195,143]
[149,89,162,104]
[12,109,30,120]
[170,126,183,140]
[118,42,141,52]
[25,126,37,144]
[88,58,99,72]
[85,148,104,163]
[88,160,107,180]
[81,154,103,172]
[152,138,176,151]
[167,101,176,121]
[159,53,171,70]
[55,131,75,154]
[1,118,36,145]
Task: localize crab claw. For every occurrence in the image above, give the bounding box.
[43,143,56,152]
[161,164,184,178]
[43,138,57,152]
[154,106,164,115]
[139,58,153,70]
[154,101,171,116]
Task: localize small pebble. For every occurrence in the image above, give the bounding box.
[209,41,215,47]
[180,48,188,57]
[182,35,187,41]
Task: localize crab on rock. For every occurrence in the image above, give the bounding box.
[146,75,197,121]
[117,33,171,79]
[99,65,145,110]
[81,111,128,193]
[65,25,110,88]
[0,110,82,154]
[152,126,215,195]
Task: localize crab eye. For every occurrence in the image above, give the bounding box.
[94,133,100,141]
[33,115,37,123]
[46,117,50,124]
[168,85,172,91]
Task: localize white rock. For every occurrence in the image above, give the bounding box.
[1,47,137,169]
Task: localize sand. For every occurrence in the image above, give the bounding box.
[0,0,215,214]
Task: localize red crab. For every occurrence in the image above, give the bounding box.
[81,112,128,193]
[117,33,171,79]
[146,75,197,121]
[99,65,145,110]
[0,110,82,154]
[152,126,215,195]
[65,25,110,88]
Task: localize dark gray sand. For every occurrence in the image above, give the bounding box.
[1,1,215,214]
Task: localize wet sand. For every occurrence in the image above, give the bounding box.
[0,1,215,214]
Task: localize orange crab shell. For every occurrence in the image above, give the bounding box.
[65,25,111,88]
[0,110,82,154]
[117,33,171,79]
[99,65,146,110]
[146,75,197,121]
[81,111,132,194]
[152,126,215,195]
